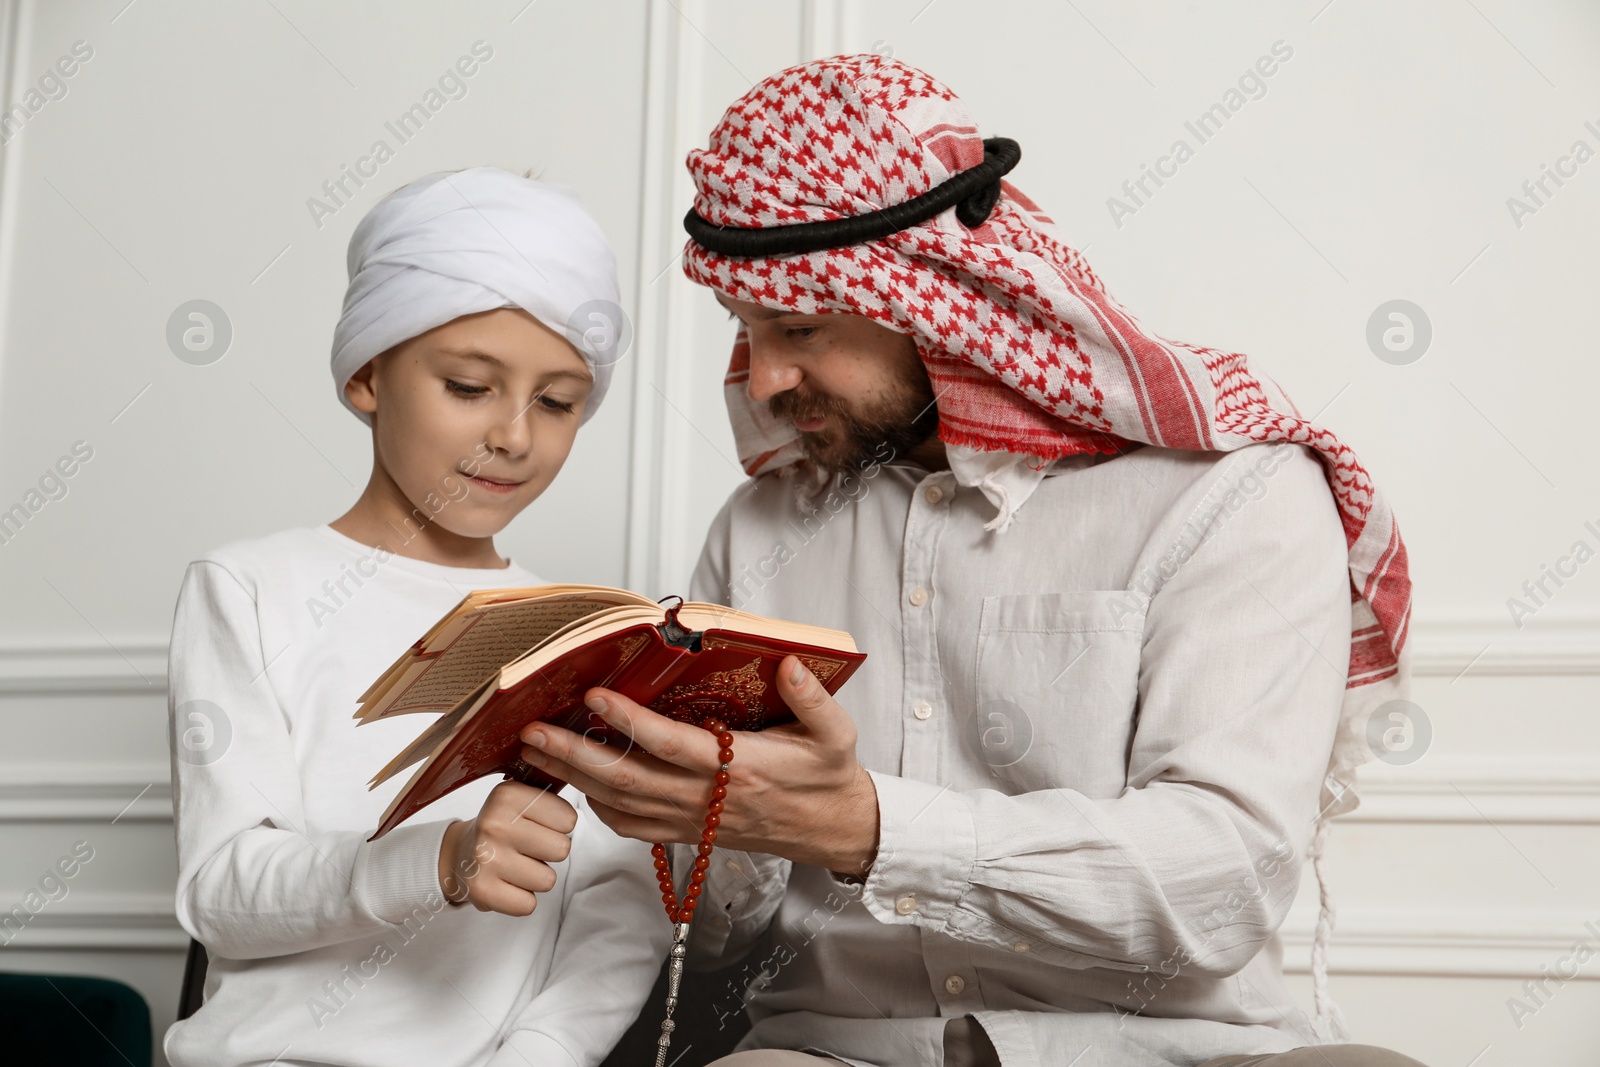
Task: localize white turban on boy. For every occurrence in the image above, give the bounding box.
[330,166,624,426]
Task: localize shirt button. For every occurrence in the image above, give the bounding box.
[908,586,928,606]
[1012,940,1031,953]
[924,485,944,504]
[912,701,932,720]
[944,974,966,995]
[894,895,918,915]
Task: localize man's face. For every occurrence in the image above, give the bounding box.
[344,307,594,538]
[715,293,940,474]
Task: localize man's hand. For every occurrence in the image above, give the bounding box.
[437,780,577,914]
[517,655,879,875]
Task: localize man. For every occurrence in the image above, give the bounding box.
[519,55,1422,1067]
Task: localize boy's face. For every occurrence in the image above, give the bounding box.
[345,307,593,539]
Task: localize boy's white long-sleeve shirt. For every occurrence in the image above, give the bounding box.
[163,524,669,1067]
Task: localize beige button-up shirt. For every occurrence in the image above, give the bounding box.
[682,440,1353,1067]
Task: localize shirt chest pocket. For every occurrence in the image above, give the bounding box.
[971,590,1147,797]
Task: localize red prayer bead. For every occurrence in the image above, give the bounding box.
[652,722,733,926]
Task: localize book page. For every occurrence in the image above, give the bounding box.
[500,605,668,688]
[370,597,620,718]
[368,677,492,787]
[678,603,857,651]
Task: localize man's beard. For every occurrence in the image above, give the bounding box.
[766,367,940,476]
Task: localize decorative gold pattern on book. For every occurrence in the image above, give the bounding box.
[527,661,580,705]
[614,632,650,665]
[457,662,580,768]
[702,636,850,687]
[651,657,769,731]
[798,655,843,685]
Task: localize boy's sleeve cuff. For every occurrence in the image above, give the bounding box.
[353,818,454,923]
[859,772,976,929]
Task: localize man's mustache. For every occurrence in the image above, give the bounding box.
[768,390,845,423]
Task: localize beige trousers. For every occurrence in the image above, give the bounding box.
[705,1017,1430,1067]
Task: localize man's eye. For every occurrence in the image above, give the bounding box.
[445,380,489,397]
[786,326,817,340]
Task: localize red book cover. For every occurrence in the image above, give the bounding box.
[369,609,866,841]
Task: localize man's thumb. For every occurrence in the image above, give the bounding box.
[777,655,848,741]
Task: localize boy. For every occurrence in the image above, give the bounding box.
[164,168,666,1067]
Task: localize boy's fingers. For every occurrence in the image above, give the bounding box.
[504,819,573,865]
[512,786,579,834]
[475,879,538,917]
[484,777,578,833]
[493,853,559,895]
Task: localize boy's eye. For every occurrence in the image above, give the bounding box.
[445,379,489,398]
[539,395,577,414]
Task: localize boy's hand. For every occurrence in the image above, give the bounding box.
[437,781,577,915]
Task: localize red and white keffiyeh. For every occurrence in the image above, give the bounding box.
[681,56,1410,1031]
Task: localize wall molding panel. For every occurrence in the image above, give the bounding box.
[4,614,1593,695]
[9,898,1600,978]
[1281,908,1600,979]
[623,0,710,597]
[0,894,187,952]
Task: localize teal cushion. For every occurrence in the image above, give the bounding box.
[0,972,152,1067]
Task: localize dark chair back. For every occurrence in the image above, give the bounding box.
[177,938,208,1020]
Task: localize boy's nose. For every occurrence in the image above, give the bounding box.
[745,343,803,404]
[483,401,534,457]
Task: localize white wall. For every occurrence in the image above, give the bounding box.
[2,1,1597,1064]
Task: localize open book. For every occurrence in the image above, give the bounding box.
[359,584,867,841]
